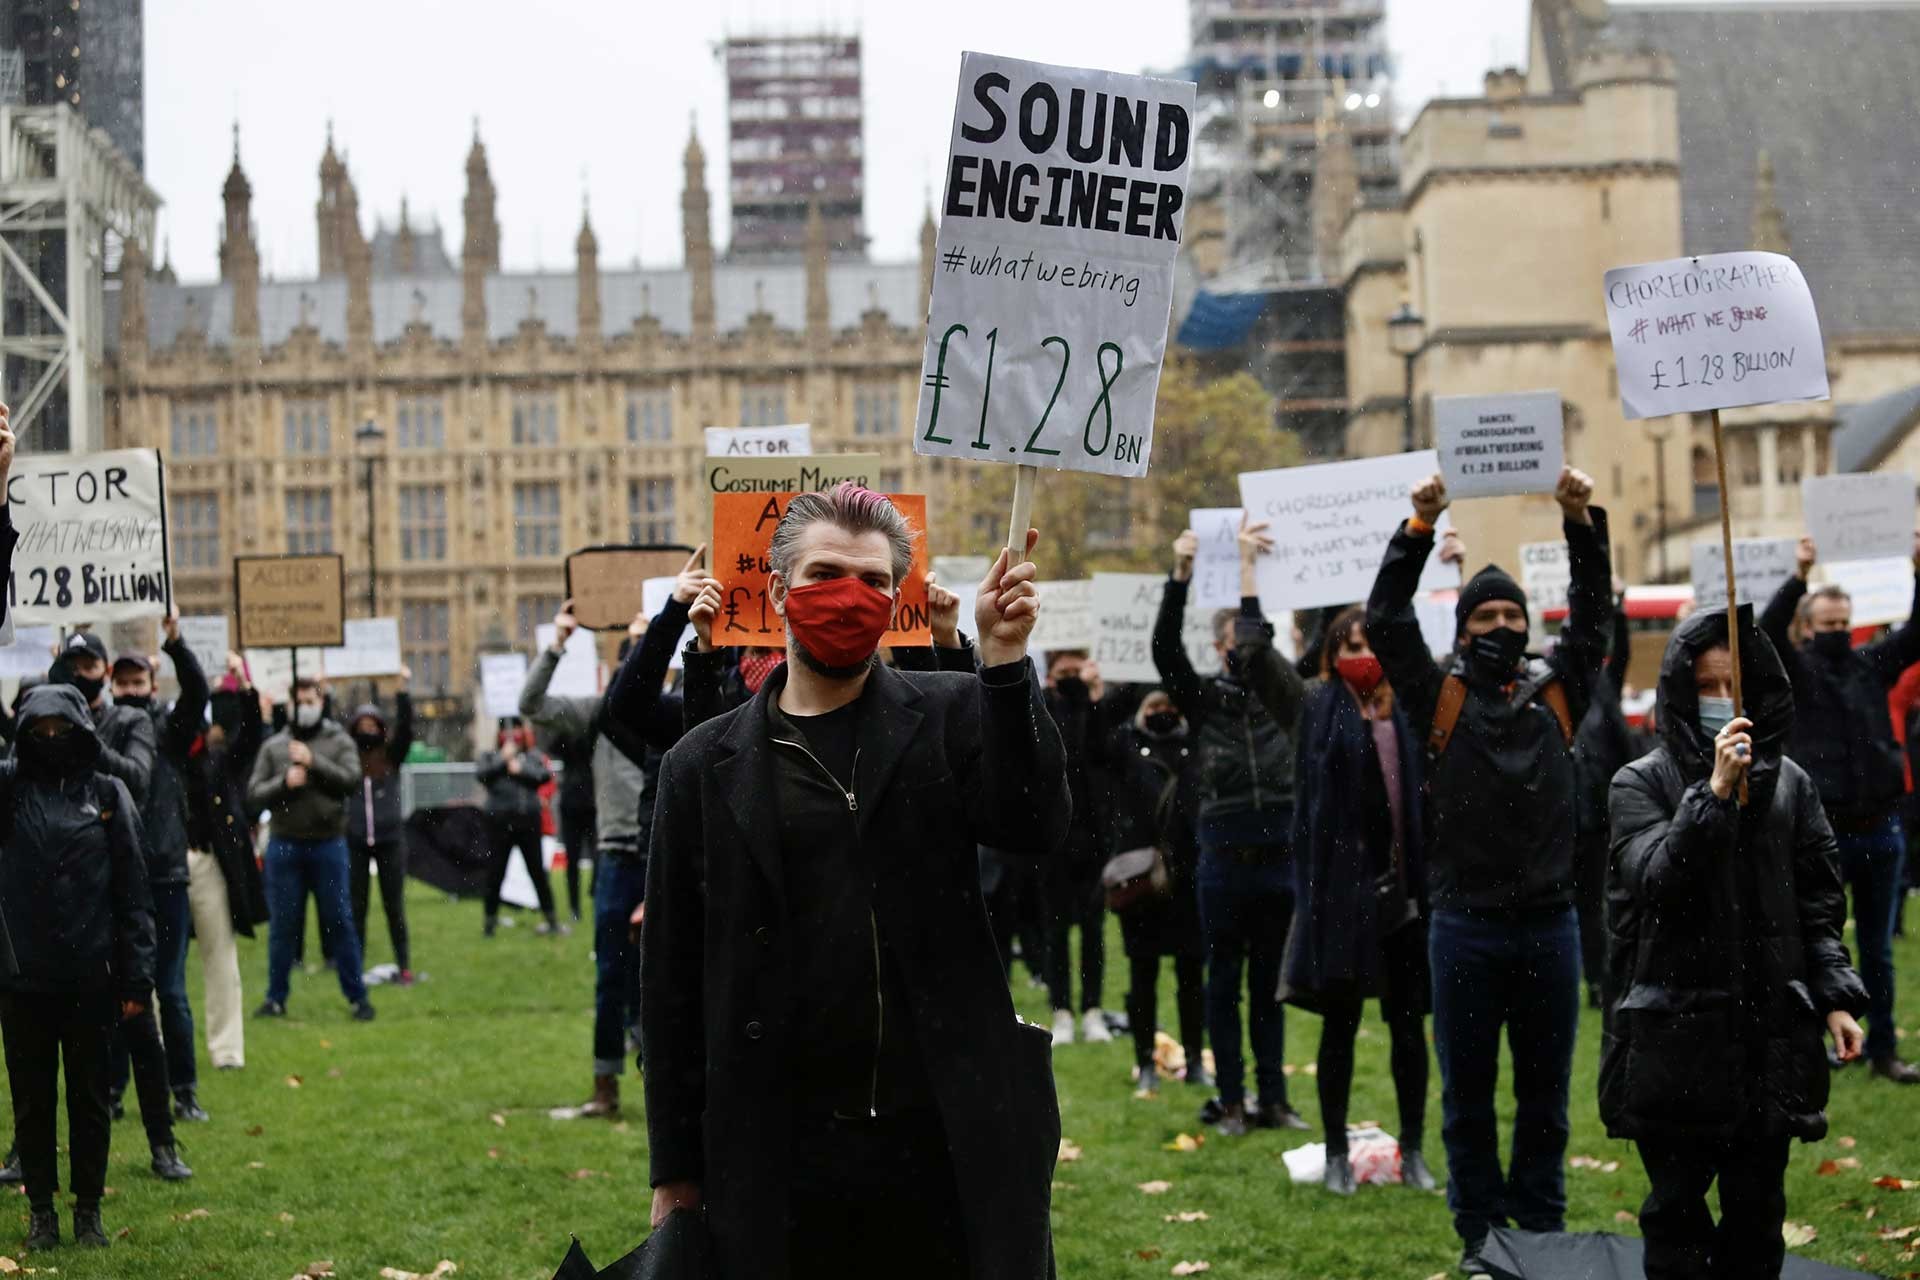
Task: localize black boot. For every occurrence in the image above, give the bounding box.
[352,1000,376,1022]
[0,1144,22,1185]
[172,1088,210,1123]
[72,1204,109,1248]
[150,1143,194,1181]
[23,1207,58,1250]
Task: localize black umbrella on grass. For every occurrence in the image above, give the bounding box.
[551,1211,710,1279]
[1477,1228,1880,1279]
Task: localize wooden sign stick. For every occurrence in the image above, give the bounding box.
[1709,408,1748,806]
[1006,463,1038,568]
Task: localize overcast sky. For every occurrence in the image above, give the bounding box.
[144,0,1556,281]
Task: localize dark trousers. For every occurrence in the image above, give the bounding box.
[108,1003,175,1148]
[1126,951,1204,1073]
[1196,832,1293,1110]
[1,991,116,1212]
[484,813,555,920]
[265,836,368,1007]
[350,837,411,972]
[787,1109,967,1280]
[1637,1133,1791,1279]
[1835,815,1906,1061]
[1318,996,1428,1157]
[1574,827,1609,1001]
[1430,906,1581,1247]
[1044,862,1104,1014]
[561,808,594,920]
[112,879,195,1102]
[593,853,646,1076]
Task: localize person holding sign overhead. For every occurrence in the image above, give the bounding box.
[1365,466,1610,1274]
[1758,532,1920,1084]
[642,484,1068,1280]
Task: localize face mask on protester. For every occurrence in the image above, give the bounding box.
[1142,710,1184,738]
[354,730,386,751]
[1698,695,1736,738]
[1335,654,1385,697]
[781,577,895,669]
[19,729,92,774]
[293,703,323,729]
[739,650,786,694]
[1464,625,1527,684]
[114,693,152,711]
[64,674,104,705]
[1811,630,1852,661]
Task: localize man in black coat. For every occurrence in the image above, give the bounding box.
[1760,533,1920,1083]
[642,484,1069,1280]
[1366,466,1609,1273]
[1604,607,1867,1278]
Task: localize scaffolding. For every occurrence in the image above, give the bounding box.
[0,102,156,453]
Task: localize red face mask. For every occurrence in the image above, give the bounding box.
[782,577,895,669]
[1335,654,1386,697]
[738,649,786,694]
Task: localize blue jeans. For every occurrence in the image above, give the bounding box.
[1430,906,1581,1247]
[1835,815,1907,1062]
[594,854,647,1076]
[113,881,195,1098]
[1197,807,1293,1110]
[265,836,367,1008]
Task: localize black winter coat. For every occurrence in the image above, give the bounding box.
[642,660,1070,1280]
[1601,608,1869,1144]
[475,747,550,818]
[1760,572,1920,831]
[1367,514,1612,915]
[345,696,414,847]
[186,687,271,936]
[0,685,156,1000]
[1093,722,1203,959]
[137,637,214,886]
[1573,608,1637,841]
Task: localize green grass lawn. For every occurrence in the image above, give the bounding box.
[5,884,1920,1279]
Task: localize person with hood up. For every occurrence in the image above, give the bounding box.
[1365,466,1609,1274]
[1603,607,1868,1278]
[49,631,154,806]
[476,718,560,936]
[1284,604,1436,1197]
[0,684,157,1252]
[247,676,373,1021]
[345,669,415,982]
[1759,533,1920,1083]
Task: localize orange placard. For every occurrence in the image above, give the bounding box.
[712,492,931,648]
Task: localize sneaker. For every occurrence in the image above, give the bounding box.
[1050,1008,1075,1047]
[1215,1101,1251,1138]
[254,999,287,1019]
[172,1089,210,1123]
[1872,1055,1920,1084]
[1323,1151,1357,1196]
[23,1208,57,1251]
[72,1205,109,1248]
[1081,1009,1113,1044]
[150,1143,194,1181]
[1254,1101,1312,1132]
[352,1001,377,1023]
[1402,1147,1439,1192]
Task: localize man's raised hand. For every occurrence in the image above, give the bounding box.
[672,544,714,606]
[552,600,578,651]
[1554,466,1595,527]
[688,581,723,653]
[1172,530,1198,583]
[1411,474,1449,527]
[977,530,1041,668]
[926,572,962,649]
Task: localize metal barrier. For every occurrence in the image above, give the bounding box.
[399,763,483,817]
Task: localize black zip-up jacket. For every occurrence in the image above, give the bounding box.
[475,747,550,818]
[1602,608,1867,1143]
[345,696,414,847]
[1760,570,1920,833]
[135,637,213,886]
[1151,579,1302,824]
[0,685,156,1000]
[1367,511,1611,915]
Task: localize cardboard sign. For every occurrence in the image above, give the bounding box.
[704,424,812,458]
[565,546,696,632]
[1802,473,1916,565]
[913,52,1195,479]
[1433,391,1564,499]
[701,454,885,543]
[1603,252,1829,420]
[534,623,601,698]
[234,554,345,649]
[1689,537,1799,607]
[711,492,931,648]
[243,647,296,704]
[1189,508,1244,610]
[0,626,58,679]
[1519,541,1571,615]
[6,447,169,625]
[1091,572,1223,685]
[480,652,529,719]
[1826,556,1916,628]
[1237,452,1460,613]
[1027,579,1095,654]
[642,576,695,672]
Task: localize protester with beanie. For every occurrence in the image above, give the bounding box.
[1365,467,1610,1274]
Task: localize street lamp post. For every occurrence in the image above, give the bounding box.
[354,418,384,618]
[1386,300,1426,453]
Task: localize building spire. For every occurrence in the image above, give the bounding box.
[220,127,260,340]
[576,196,601,345]
[918,197,937,314]
[805,199,830,346]
[1751,149,1792,255]
[683,117,715,342]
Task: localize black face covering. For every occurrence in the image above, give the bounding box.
[1810,630,1853,661]
[20,731,93,775]
[1465,625,1528,684]
[115,693,152,712]
[1051,676,1087,699]
[1143,711,1184,738]
[353,730,386,751]
[64,674,104,705]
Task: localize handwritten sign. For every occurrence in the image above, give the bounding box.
[6,447,169,625]
[1826,556,1916,627]
[154,614,230,685]
[711,492,930,648]
[234,554,344,649]
[704,424,812,457]
[1520,541,1570,615]
[1802,473,1916,565]
[1091,572,1223,684]
[1603,252,1829,420]
[701,454,884,543]
[641,576,695,672]
[534,623,601,698]
[1237,452,1459,612]
[1189,508,1243,610]
[321,617,403,679]
[1689,537,1799,606]
[565,546,696,632]
[0,626,58,679]
[914,52,1195,479]
[480,652,529,719]
[1433,391,1564,499]
[242,647,295,704]
[1027,579,1095,654]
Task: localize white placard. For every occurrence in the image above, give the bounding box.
[6,447,169,624]
[1189,508,1244,610]
[1802,473,1916,565]
[320,617,402,679]
[1028,580,1095,653]
[1091,572,1225,685]
[932,555,992,589]
[704,424,812,458]
[177,615,230,682]
[480,653,529,719]
[1433,391,1564,499]
[641,577,695,672]
[1603,251,1829,420]
[1519,541,1571,615]
[0,626,58,679]
[243,648,296,704]
[1414,591,1460,659]
[534,623,600,698]
[1825,557,1915,628]
[1237,452,1460,613]
[913,52,1195,479]
[1689,537,1799,607]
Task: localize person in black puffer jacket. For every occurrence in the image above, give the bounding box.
[475,719,558,936]
[1604,606,1868,1280]
[345,677,415,980]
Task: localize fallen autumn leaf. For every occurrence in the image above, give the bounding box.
[1171,1263,1211,1276]
[1057,1139,1082,1163]
[1137,1180,1174,1195]
[1782,1221,1819,1248]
